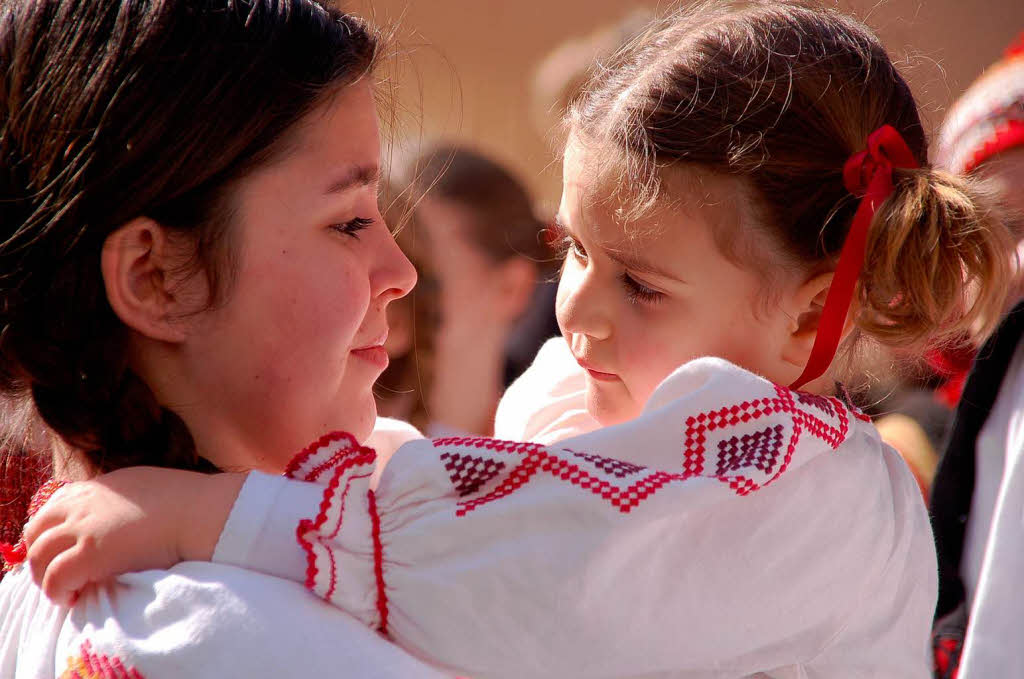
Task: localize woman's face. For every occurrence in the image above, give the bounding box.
[175,83,416,471]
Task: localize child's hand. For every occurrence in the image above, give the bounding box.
[23,467,246,606]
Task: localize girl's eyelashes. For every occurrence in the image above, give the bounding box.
[330,216,374,238]
[555,235,588,262]
[620,272,664,306]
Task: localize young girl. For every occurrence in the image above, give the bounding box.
[16,2,1013,677]
[0,1,447,677]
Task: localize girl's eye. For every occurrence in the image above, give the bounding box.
[556,235,588,262]
[330,216,374,238]
[620,272,664,306]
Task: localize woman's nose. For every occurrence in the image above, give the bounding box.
[372,224,418,304]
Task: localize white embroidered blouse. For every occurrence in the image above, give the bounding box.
[210,339,938,678]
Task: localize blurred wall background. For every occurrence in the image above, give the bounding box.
[349,0,1024,212]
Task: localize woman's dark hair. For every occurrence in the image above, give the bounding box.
[0,0,379,473]
[570,0,1013,361]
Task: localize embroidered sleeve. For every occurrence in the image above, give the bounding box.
[241,358,895,676]
[59,641,145,679]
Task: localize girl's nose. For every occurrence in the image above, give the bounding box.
[556,262,613,342]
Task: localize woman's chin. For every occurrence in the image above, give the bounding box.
[346,399,379,445]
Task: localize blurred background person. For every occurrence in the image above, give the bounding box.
[375,146,557,436]
[927,34,1024,679]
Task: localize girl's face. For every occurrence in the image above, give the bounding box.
[556,142,794,426]
[175,83,416,471]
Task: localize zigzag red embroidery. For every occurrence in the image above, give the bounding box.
[435,383,859,512]
[59,640,145,679]
[433,437,689,517]
[683,386,852,495]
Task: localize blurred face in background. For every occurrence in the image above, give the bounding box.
[414,195,531,335]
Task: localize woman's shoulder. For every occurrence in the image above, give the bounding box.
[2,562,447,679]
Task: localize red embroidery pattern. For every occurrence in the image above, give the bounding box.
[440,452,507,496]
[432,437,687,517]
[59,640,145,679]
[291,431,383,625]
[285,430,369,483]
[1,479,68,572]
[683,386,852,496]
[570,450,645,477]
[715,425,785,476]
[290,432,376,593]
[368,490,389,635]
[433,382,859,513]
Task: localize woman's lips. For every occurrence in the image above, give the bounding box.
[351,345,389,369]
[352,329,390,369]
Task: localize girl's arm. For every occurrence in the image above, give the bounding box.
[25,359,931,676]
[18,416,422,604]
[206,359,933,676]
[20,468,245,605]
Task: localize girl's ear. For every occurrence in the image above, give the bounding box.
[780,271,858,370]
[101,218,198,343]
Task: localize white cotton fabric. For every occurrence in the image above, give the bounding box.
[494,337,600,444]
[218,341,937,678]
[0,562,447,679]
[958,340,1024,678]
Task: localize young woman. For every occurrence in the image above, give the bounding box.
[0,1,445,676]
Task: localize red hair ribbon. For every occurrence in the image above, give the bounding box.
[789,124,919,391]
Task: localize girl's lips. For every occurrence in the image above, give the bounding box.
[351,345,389,369]
[585,368,619,382]
[576,358,619,382]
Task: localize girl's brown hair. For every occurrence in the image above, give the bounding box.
[0,0,379,473]
[570,0,1013,362]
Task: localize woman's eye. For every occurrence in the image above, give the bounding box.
[330,216,374,238]
[620,272,664,306]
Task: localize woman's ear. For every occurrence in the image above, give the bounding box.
[101,217,199,343]
[780,271,858,369]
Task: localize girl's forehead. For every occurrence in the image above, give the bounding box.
[562,142,751,241]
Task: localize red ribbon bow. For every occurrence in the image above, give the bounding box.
[789,124,919,391]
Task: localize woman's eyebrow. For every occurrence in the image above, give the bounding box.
[323,164,380,195]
